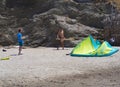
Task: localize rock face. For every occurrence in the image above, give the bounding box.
[0,0,119,47]
[104,14,120,46]
[73,0,92,3]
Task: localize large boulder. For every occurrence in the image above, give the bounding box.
[23,14,99,47]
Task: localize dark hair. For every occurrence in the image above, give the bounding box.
[18,28,22,32]
[58,28,64,32]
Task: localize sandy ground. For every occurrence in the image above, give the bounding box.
[0,46,120,87]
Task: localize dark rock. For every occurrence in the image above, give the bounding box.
[0,0,119,47]
[73,0,92,3]
[103,14,120,46]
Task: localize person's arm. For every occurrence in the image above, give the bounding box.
[57,33,59,38]
[62,30,65,38]
[22,36,25,39]
[57,31,60,38]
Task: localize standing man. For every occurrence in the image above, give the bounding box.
[57,28,65,50]
[17,28,24,55]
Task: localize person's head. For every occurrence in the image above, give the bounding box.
[18,28,22,32]
[58,28,63,32]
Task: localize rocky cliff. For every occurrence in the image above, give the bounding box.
[0,0,119,47]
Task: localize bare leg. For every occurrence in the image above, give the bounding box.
[57,47,59,50]
[57,40,59,50]
[18,46,22,55]
[60,39,64,50]
[62,41,64,50]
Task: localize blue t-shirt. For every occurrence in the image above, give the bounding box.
[17,33,23,42]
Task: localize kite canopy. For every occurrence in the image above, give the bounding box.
[71,35,119,57]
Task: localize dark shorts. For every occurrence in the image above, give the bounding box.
[18,42,23,46]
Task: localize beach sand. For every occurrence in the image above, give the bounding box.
[0,47,120,87]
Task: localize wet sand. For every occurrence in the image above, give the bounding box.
[0,47,120,87]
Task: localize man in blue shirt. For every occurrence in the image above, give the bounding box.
[17,28,24,55]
